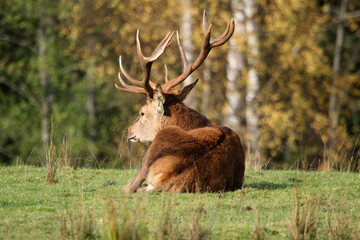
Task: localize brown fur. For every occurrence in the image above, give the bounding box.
[161,94,211,130]
[123,95,245,193]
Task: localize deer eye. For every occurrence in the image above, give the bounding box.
[140,111,145,116]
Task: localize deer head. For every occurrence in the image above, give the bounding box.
[116,10,235,142]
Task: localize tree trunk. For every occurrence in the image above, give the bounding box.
[224,0,246,133]
[244,0,261,169]
[38,5,50,148]
[180,0,197,109]
[86,38,97,140]
[200,59,212,114]
[327,0,347,149]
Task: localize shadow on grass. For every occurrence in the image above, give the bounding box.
[243,181,293,190]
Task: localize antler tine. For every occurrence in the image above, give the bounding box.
[203,9,210,35]
[115,72,147,94]
[136,30,175,97]
[118,56,152,87]
[203,9,234,46]
[150,31,175,60]
[119,32,176,89]
[136,30,175,69]
[161,10,235,91]
[116,30,175,97]
[210,20,235,47]
[164,64,170,83]
[176,31,190,70]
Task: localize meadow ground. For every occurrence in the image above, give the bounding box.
[0,166,359,239]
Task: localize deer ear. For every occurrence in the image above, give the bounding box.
[175,79,198,102]
[153,84,165,115]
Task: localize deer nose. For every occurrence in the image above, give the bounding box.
[126,129,133,139]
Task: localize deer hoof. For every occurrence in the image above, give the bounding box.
[123,184,136,193]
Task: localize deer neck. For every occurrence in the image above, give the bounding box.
[161,102,211,131]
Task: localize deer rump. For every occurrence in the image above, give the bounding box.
[141,125,245,193]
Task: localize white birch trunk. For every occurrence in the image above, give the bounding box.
[180,0,196,109]
[224,0,246,133]
[244,0,261,169]
[200,59,212,114]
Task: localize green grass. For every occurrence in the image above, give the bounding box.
[0,166,359,239]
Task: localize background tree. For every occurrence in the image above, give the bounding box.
[244,0,261,169]
[180,0,197,109]
[0,0,359,171]
[224,0,246,135]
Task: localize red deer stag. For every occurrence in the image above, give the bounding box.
[116,10,245,193]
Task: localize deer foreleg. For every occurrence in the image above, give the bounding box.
[123,170,146,193]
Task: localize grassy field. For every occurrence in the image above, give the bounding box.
[0,166,359,239]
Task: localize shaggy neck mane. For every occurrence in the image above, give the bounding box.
[161,94,211,131]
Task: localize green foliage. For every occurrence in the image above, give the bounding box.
[257,0,359,169]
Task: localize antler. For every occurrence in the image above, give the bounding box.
[160,9,235,92]
[115,30,175,98]
[115,10,234,97]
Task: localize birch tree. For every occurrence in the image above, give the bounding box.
[180,0,196,109]
[244,0,261,169]
[224,0,246,133]
[200,59,212,114]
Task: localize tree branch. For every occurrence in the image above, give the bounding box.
[347,10,360,19]
[0,34,34,51]
[0,76,40,107]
